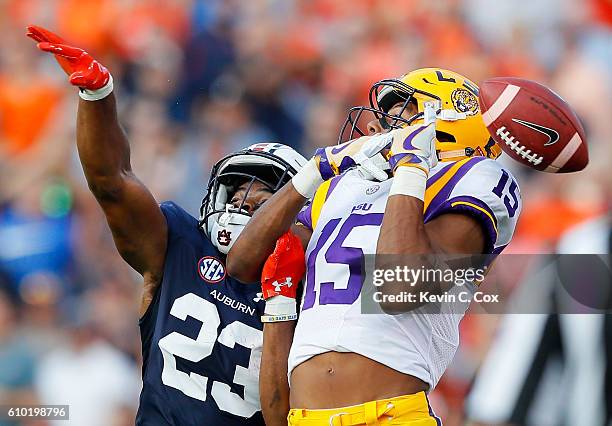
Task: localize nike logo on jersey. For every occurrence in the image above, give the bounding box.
[511,118,560,146]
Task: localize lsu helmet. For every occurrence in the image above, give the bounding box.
[340,68,501,162]
[199,143,307,254]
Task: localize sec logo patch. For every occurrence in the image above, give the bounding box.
[197,256,226,283]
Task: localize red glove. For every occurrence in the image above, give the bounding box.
[26,25,110,94]
[260,231,306,322]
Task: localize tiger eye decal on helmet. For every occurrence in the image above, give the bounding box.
[451,88,479,116]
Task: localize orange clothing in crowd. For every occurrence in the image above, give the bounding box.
[55,0,116,55]
[515,197,603,246]
[0,77,63,155]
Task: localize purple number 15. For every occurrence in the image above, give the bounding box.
[302,213,384,310]
[492,169,519,218]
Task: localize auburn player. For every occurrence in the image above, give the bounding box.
[229,68,522,425]
[26,26,308,425]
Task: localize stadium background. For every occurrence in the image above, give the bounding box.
[0,0,610,425]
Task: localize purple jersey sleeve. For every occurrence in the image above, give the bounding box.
[295,203,313,231]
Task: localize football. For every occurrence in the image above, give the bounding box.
[479,77,588,173]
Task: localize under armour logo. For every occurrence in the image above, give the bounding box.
[253,292,264,302]
[272,277,293,292]
[217,229,232,246]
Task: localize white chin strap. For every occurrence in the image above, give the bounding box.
[210,205,251,254]
[437,109,467,121]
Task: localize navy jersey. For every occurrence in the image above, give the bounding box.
[136,202,265,426]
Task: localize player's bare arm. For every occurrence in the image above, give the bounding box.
[26,26,167,315]
[76,95,167,276]
[260,321,295,425]
[254,232,305,424]
[377,198,485,311]
[228,134,391,283]
[227,183,309,283]
[374,120,486,312]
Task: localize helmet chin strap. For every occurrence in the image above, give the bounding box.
[437,109,467,121]
[437,147,476,161]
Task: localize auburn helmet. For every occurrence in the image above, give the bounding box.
[199,143,307,254]
[340,68,501,162]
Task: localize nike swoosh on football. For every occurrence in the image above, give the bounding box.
[512,118,560,146]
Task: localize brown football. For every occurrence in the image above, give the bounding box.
[479,77,588,173]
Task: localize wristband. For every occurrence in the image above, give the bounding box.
[264,294,297,316]
[291,158,324,198]
[79,74,114,101]
[388,166,427,201]
[261,313,298,323]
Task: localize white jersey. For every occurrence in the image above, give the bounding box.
[290,157,521,389]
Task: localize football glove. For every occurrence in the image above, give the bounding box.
[26,25,113,100]
[260,231,306,322]
[292,133,392,198]
[387,102,437,201]
[388,123,437,174]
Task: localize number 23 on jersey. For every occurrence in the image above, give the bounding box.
[158,293,263,418]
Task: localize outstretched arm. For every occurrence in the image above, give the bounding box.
[27,26,167,314]
[76,94,167,277]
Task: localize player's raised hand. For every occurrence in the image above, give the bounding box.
[260,231,305,322]
[388,102,438,176]
[388,123,437,175]
[386,103,438,201]
[292,133,392,198]
[313,133,391,181]
[26,25,112,100]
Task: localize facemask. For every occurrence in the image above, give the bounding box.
[210,205,251,254]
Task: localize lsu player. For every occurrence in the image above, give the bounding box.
[229,68,521,424]
[26,26,309,425]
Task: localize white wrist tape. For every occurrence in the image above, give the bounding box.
[79,74,114,101]
[262,295,298,322]
[264,295,297,316]
[291,158,324,198]
[389,166,427,201]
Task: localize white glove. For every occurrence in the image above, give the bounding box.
[292,133,393,198]
[387,102,438,201]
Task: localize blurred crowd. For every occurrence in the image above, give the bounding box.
[0,0,610,424]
